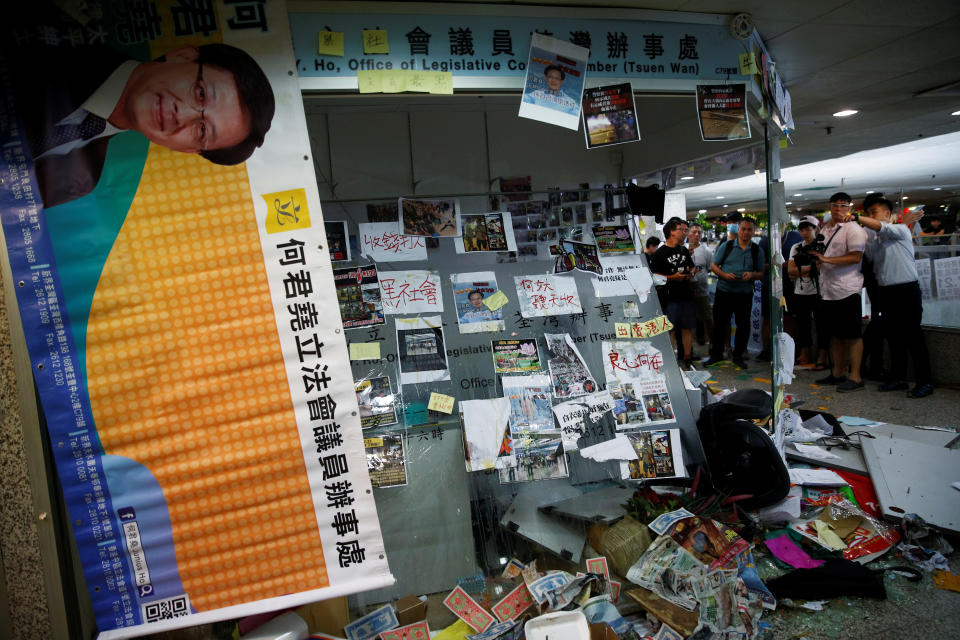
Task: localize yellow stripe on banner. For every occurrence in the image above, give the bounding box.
[86,144,329,611]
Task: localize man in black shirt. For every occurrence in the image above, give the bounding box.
[651,217,697,366]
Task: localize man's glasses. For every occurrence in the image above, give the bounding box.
[830,202,852,208]
[191,62,208,150]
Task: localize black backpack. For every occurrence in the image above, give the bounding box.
[695,389,790,510]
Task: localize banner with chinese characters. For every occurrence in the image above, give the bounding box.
[288,4,752,91]
[0,2,392,637]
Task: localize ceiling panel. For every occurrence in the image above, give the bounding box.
[818,0,960,27]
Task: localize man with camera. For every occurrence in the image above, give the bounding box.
[854,194,933,398]
[787,216,829,370]
[809,192,868,392]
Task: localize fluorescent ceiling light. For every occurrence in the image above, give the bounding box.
[716,196,724,199]
[953,110,960,116]
[933,187,942,191]
[785,201,793,205]
[833,109,858,117]
[680,176,695,180]
[698,209,707,213]
[723,204,728,208]
[737,207,746,212]
[865,190,874,194]
[793,193,802,197]
[902,196,909,199]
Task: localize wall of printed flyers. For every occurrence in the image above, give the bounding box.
[331,195,704,605]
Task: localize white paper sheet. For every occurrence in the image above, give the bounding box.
[378,270,443,315]
[591,254,653,300]
[580,434,638,462]
[603,341,676,427]
[514,274,582,317]
[788,468,848,486]
[552,391,615,451]
[358,222,428,262]
[460,397,511,472]
[792,443,841,461]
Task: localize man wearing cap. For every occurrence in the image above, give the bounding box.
[809,192,869,392]
[787,216,829,369]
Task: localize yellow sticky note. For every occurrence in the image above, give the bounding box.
[739,52,757,75]
[406,71,431,93]
[615,322,632,338]
[363,437,383,448]
[779,137,789,149]
[362,29,389,54]
[428,392,456,414]
[484,290,508,311]
[357,70,382,93]
[349,342,381,361]
[262,188,311,234]
[381,69,407,94]
[427,71,454,95]
[317,30,345,56]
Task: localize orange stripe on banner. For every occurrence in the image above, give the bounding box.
[86,144,328,611]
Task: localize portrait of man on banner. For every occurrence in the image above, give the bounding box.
[5,7,276,208]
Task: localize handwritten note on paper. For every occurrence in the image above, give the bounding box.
[379,270,443,315]
[614,316,674,339]
[356,70,453,95]
[514,275,582,317]
[428,392,456,414]
[357,222,428,262]
[484,290,508,311]
[317,30,345,56]
[349,342,381,361]
[357,71,383,93]
[362,29,389,54]
[739,52,758,75]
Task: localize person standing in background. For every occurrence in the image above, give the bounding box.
[705,216,765,370]
[651,217,697,367]
[809,192,869,392]
[686,222,714,357]
[855,194,933,398]
[786,216,829,370]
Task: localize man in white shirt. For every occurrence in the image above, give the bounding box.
[686,222,714,353]
[855,194,932,398]
[809,192,868,392]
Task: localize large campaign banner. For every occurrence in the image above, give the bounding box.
[0,1,392,637]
